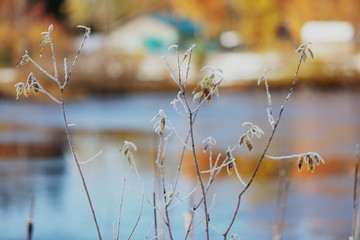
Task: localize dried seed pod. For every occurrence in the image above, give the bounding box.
[203,144,208,153]
[245,139,253,152]
[23,84,30,97]
[159,116,166,135]
[27,75,33,85]
[247,130,253,139]
[226,149,231,158]
[307,155,315,173]
[204,88,211,103]
[298,154,304,172]
[313,154,320,165]
[227,161,234,176]
[15,83,24,100]
[193,91,203,102]
[123,147,129,156]
[16,55,29,67]
[32,81,40,95]
[239,135,246,146]
[242,122,253,127]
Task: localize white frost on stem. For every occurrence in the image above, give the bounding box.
[258,68,275,129]
[79,150,103,165]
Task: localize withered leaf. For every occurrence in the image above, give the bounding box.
[298,155,304,172]
[23,85,30,97]
[245,139,253,152]
[313,154,320,165]
[227,161,234,176]
[159,116,166,135]
[239,135,246,146]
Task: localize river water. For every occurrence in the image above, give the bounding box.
[0,88,359,239]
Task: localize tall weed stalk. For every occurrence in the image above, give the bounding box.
[16,25,102,239]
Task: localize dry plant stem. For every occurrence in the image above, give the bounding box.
[181,97,221,238]
[163,46,215,238]
[128,191,144,240]
[153,186,158,240]
[156,137,174,240]
[63,31,88,88]
[273,160,291,240]
[28,58,57,82]
[172,130,191,194]
[145,222,155,240]
[353,144,360,238]
[116,176,126,240]
[60,90,102,239]
[48,36,59,85]
[185,210,195,240]
[172,118,196,192]
[185,155,225,239]
[152,134,159,240]
[188,110,210,240]
[27,197,35,240]
[223,49,306,239]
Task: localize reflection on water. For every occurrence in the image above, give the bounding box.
[0,88,358,239]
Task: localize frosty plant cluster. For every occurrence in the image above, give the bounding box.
[15,24,102,239]
[15,24,327,240]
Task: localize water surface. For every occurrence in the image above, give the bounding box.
[0,88,358,239]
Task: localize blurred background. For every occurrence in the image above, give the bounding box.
[0,0,359,239]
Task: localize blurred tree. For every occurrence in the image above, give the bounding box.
[169,0,228,37]
[233,0,282,50]
[0,0,70,66]
[61,0,170,32]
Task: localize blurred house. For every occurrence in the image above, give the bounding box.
[300,21,355,58]
[71,14,203,87]
[106,14,180,54]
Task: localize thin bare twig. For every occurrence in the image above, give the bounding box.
[152,181,158,240]
[273,159,292,240]
[28,57,57,82]
[223,44,311,239]
[128,191,145,240]
[156,135,174,240]
[116,176,126,240]
[145,222,154,240]
[47,35,60,86]
[353,144,360,239]
[61,90,102,239]
[186,106,210,239]
[63,25,90,88]
[258,69,275,129]
[26,197,35,240]
[33,84,61,105]
[79,150,103,165]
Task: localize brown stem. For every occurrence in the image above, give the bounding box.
[189,110,210,240]
[26,196,35,240]
[157,137,174,240]
[223,47,306,238]
[273,159,292,240]
[60,89,102,239]
[353,144,360,238]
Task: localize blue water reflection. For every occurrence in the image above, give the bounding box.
[0,88,358,239]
